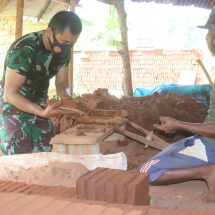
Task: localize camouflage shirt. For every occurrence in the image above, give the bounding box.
[0,30,70,114]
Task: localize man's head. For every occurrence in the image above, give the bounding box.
[198,6,215,56]
[46,11,82,55]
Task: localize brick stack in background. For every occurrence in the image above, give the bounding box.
[76,167,150,206]
[74,49,203,95]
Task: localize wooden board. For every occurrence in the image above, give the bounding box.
[50,124,114,145]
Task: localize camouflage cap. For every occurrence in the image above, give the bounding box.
[198,6,215,30]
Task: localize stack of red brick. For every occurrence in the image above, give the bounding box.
[76,168,150,205]
[74,49,203,95]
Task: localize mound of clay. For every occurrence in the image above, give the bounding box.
[118,93,207,142]
[0,162,89,187]
[52,89,207,142]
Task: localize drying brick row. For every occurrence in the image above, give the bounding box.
[76,167,150,205]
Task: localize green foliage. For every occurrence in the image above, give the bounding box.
[81,18,93,27]
[91,5,121,49]
[106,6,119,30]
[52,94,60,100]
[72,92,80,98]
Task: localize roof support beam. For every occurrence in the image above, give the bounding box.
[68,0,76,96]
[0,0,11,13]
[37,0,52,22]
[15,0,24,39]
[96,0,133,96]
[96,0,114,5]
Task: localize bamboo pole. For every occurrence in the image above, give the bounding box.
[68,0,76,96]
[15,0,24,39]
[197,59,215,96]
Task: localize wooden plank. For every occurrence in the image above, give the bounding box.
[197,59,214,87]
[76,116,125,125]
[0,0,11,13]
[58,106,86,115]
[89,110,128,117]
[50,134,99,145]
[50,124,113,145]
[68,0,76,95]
[37,0,51,22]
[15,0,24,39]
[126,120,168,146]
[115,128,168,150]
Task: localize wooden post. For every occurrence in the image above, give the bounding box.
[113,0,133,96]
[68,0,76,96]
[15,0,24,39]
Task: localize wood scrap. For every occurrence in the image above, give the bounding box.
[197,59,214,87]
[88,109,128,117]
[126,120,168,146]
[50,124,114,145]
[58,106,86,115]
[76,116,125,125]
[114,128,168,150]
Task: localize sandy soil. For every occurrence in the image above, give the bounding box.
[0,161,88,187]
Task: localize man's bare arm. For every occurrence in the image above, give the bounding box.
[154,116,215,138]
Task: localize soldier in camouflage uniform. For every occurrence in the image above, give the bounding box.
[0,11,82,155]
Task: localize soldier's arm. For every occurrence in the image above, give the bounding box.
[4,68,60,118]
[55,65,71,99]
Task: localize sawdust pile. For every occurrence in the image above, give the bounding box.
[52,89,207,142]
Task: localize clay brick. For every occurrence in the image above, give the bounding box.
[145,207,164,215]
[161,209,191,215]
[14,195,54,215]
[80,204,106,215]
[191,211,206,215]
[102,206,124,215]
[58,201,90,215]
[15,184,33,193]
[87,168,109,200]
[115,172,137,204]
[125,173,150,205]
[3,182,25,192]
[123,205,148,215]
[77,168,150,206]
[0,192,25,206]
[205,210,215,215]
[25,185,48,195]
[95,169,122,201]
[104,171,127,203]
[37,199,71,215]
[76,167,106,200]
[0,182,13,191]
[1,193,40,214]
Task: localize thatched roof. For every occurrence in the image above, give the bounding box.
[0,0,213,22]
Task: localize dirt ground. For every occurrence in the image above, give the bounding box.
[0,161,88,187]
[150,181,215,210]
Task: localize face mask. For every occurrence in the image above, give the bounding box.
[48,29,74,56]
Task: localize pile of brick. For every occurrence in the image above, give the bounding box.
[76,168,150,206]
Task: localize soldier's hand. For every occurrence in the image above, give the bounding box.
[40,100,61,118]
